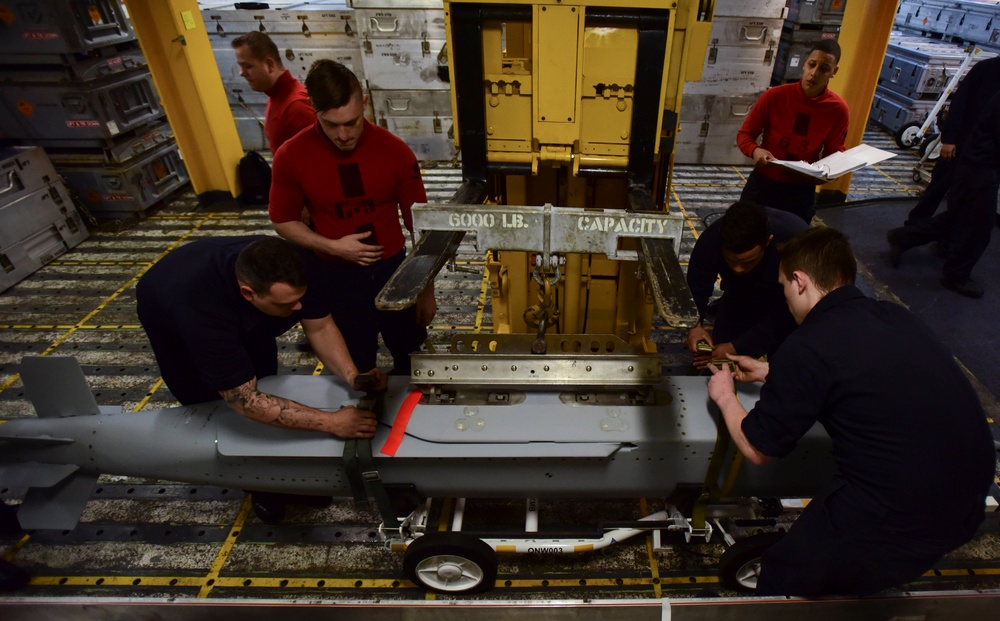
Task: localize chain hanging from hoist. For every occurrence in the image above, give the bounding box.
[523,257,562,354]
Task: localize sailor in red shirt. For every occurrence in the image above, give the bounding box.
[736,39,849,224]
[269,60,436,375]
[231,31,315,153]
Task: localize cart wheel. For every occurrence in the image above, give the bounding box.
[403,532,497,594]
[895,122,922,149]
[913,169,924,183]
[920,137,942,161]
[718,531,786,591]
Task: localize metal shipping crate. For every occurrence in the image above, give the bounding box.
[869,85,939,136]
[43,121,177,166]
[379,115,456,162]
[0,0,135,56]
[0,195,89,293]
[354,8,447,40]
[675,93,756,165]
[362,38,449,90]
[0,146,61,199]
[786,0,847,26]
[675,119,750,165]
[878,41,969,99]
[58,141,190,218]
[202,8,358,41]
[213,44,366,96]
[1,69,163,142]
[704,16,782,52]
[712,0,787,19]
[952,0,1000,46]
[369,89,451,118]
[772,24,839,84]
[0,46,148,83]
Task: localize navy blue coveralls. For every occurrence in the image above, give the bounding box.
[743,286,995,596]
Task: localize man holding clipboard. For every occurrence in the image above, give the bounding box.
[736,40,849,224]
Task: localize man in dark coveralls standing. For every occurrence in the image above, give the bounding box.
[707,226,994,596]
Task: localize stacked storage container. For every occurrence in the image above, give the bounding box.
[896,0,1000,48]
[771,0,844,85]
[675,0,788,165]
[201,0,364,154]
[868,34,992,140]
[0,146,89,292]
[0,0,189,220]
[351,0,455,163]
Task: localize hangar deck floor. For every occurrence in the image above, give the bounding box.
[1,129,999,618]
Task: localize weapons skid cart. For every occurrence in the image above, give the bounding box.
[370,0,835,595]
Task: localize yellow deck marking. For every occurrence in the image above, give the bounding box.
[133,378,165,412]
[670,189,700,239]
[0,218,215,395]
[196,495,254,598]
[640,498,663,599]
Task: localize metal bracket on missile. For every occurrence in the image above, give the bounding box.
[411,334,661,387]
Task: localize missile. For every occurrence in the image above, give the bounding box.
[0,356,834,531]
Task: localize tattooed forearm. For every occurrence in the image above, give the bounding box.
[221,378,326,431]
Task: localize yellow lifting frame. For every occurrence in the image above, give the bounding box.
[819,0,897,202]
[123,0,244,204]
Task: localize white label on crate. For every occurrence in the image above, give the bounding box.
[790,57,800,68]
[107,121,120,135]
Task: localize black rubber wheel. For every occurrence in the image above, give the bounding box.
[718,531,786,591]
[403,532,498,594]
[913,169,925,183]
[895,121,922,149]
[919,135,942,160]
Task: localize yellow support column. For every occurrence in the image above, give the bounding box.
[818,0,896,204]
[124,0,243,204]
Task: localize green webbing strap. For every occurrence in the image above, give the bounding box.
[342,438,368,504]
[356,436,401,528]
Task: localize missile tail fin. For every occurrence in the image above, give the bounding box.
[17,470,99,530]
[19,356,101,419]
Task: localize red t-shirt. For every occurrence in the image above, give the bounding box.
[736,82,849,185]
[269,119,427,260]
[264,70,315,153]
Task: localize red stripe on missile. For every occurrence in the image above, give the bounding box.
[379,389,422,456]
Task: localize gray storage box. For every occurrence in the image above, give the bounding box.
[213,43,366,93]
[202,8,358,41]
[704,16,783,50]
[0,46,148,83]
[878,40,969,99]
[675,119,750,165]
[362,38,449,90]
[43,120,177,166]
[354,8,447,40]
[1,69,163,142]
[0,146,62,199]
[675,93,757,165]
[378,115,456,161]
[869,85,939,136]
[772,24,839,84]
[952,0,1000,46]
[786,0,847,26]
[58,141,190,218]
[370,89,451,117]
[713,0,787,18]
[0,178,89,293]
[0,0,135,56]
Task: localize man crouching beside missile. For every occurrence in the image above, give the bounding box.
[136,235,386,523]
